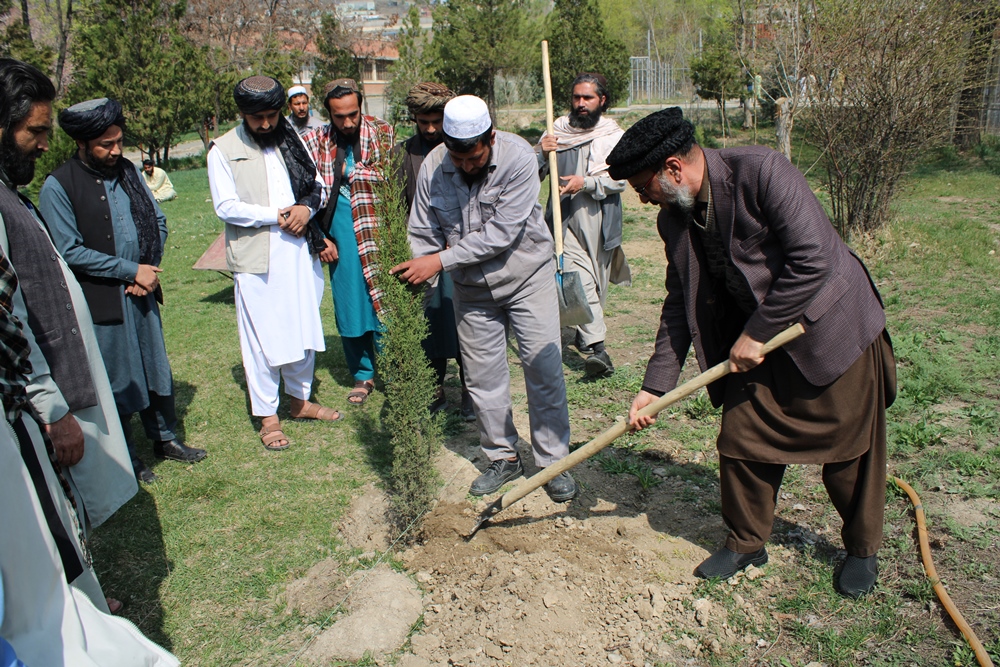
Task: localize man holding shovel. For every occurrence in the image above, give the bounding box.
[391,95,576,503]
[537,73,629,377]
[609,108,896,598]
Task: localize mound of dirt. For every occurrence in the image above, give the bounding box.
[301,565,423,664]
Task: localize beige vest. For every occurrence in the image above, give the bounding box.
[212,125,286,273]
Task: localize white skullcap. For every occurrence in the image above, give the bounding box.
[443,95,491,139]
[287,85,308,100]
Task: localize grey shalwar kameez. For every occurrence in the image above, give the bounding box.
[408,132,571,466]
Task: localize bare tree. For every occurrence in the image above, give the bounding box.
[738,0,813,159]
[803,0,973,235]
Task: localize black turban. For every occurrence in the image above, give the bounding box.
[606,107,695,181]
[59,98,126,142]
[234,76,285,114]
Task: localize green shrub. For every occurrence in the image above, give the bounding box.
[371,141,442,528]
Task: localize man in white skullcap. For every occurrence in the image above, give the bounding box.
[392,95,576,502]
[286,85,324,136]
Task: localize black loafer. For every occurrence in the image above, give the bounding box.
[543,471,578,503]
[695,547,768,579]
[154,439,207,463]
[835,554,878,598]
[132,458,157,484]
[584,350,614,377]
[470,457,523,496]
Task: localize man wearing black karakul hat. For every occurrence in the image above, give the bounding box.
[208,75,340,453]
[39,97,207,484]
[609,108,896,598]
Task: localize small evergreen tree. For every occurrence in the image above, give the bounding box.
[690,20,741,136]
[370,142,442,528]
[545,0,630,110]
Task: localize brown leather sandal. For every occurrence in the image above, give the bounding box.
[347,380,375,405]
[259,423,290,451]
[290,401,342,422]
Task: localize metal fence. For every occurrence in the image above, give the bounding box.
[629,57,691,106]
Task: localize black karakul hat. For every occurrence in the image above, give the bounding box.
[234,76,285,114]
[606,107,695,180]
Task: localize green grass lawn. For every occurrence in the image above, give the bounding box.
[85,145,1000,666]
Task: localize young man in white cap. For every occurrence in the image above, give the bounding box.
[392,95,576,502]
[286,85,324,136]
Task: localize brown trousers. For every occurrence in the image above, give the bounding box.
[718,332,894,557]
[719,439,886,556]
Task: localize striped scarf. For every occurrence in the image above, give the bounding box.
[304,116,394,314]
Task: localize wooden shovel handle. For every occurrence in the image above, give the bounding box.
[495,323,806,511]
[541,40,564,259]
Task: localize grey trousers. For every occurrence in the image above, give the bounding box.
[452,265,571,467]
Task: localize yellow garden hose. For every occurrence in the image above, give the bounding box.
[892,476,995,667]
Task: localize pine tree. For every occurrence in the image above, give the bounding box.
[69,0,215,161]
[545,0,630,110]
[385,5,433,126]
[431,0,541,115]
[312,13,362,106]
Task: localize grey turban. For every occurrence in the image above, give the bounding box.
[606,107,695,180]
[59,98,126,142]
[234,76,285,114]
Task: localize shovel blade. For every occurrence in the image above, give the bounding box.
[557,270,593,327]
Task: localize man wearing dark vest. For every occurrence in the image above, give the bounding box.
[39,97,206,483]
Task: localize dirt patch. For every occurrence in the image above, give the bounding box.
[338,483,391,552]
[283,557,344,617]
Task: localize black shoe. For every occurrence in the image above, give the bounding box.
[132,458,157,484]
[574,331,593,355]
[543,471,578,503]
[584,350,614,377]
[695,547,768,579]
[460,390,476,422]
[470,457,523,496]
[835,554,878,598]
[154,439,207,463]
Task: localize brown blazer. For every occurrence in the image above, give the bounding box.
[642,146,886,403]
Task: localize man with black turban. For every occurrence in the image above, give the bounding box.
[609,107,896,598]
[390,81,473,420]
[40,97,207,484]
[208,75,339,452]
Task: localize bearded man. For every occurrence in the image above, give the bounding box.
[303,78,394,406]
[208,75,340,451]
[39,98,207,483]
[286,85,324,137]
[538,73,629,377]
[0,57,136,616]
[609,108,895,597]
[392,82,473,420]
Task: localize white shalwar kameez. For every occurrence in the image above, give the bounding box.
[207,146,325,416]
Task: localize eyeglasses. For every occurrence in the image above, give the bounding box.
[633,171,656,198]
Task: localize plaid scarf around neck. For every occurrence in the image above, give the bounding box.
[304,116,394,314]
[276,117,326,255]
[0,248,32,420]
